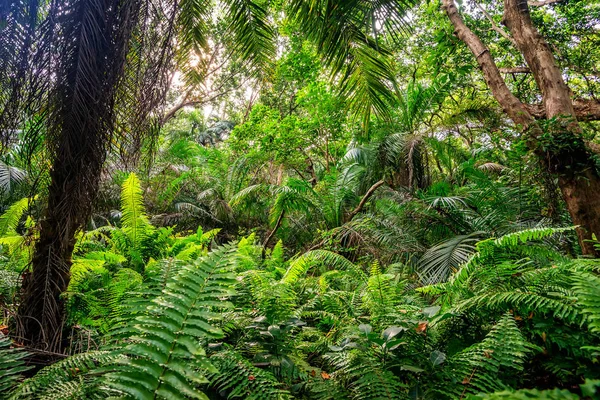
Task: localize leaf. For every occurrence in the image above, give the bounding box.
[320,371,331,380]
[359,324,372,335]
[416,322,428,333]
[401,365,425,373]
[422,306,441,318]
[382,326,406,341]
[429,350,446,366]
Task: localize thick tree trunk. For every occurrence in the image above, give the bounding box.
[16,0,141,350]
[18,161,101,351]
[503,0,600,255]
[441,0,600,255]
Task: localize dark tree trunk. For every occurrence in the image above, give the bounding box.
[16,0,141,351]
[18,160,102,350]
[442,0,600,255]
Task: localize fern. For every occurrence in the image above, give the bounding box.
[491,226,575,248]
[207,349,292,399]
[467,387,579,399]
[0,198,30,237]
[283,250,367,284]
[435,314,534,398]
[572,271,600,333]
[103,245,237,399]
[10,351,116,399]
[120,173,153,252]
[321,349,406,399]
[0,336,30,398]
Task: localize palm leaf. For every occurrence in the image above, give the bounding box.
[418,232,483,285]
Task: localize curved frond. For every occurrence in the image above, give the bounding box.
[283,250,367,284]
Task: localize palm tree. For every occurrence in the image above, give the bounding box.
[289,0,600,255]
[0,0,274,350]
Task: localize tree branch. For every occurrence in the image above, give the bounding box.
[347,180,385,221]
[474,2,517,46]
[262,210,285,259]
[527,0,563,6]
[525,98,600,121]
[441,0,535,129]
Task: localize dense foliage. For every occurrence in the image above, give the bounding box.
[1,0,600,398]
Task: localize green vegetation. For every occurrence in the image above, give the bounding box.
[1,0,600,398]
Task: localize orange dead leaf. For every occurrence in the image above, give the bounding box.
[310,370,316,377]
[416,322,428,333]
[321,371,331,380]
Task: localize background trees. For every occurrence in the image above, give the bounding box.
[0,0,599,398]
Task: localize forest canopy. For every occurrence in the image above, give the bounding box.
[1,0,600,399]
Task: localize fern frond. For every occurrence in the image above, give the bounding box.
[10,351,115,399]
[467,387,579,399]
[104,245,238,399]
[491,226,575,248]
[208,349,292,399]
[283,250,367,284]
[0,197,30,237]
[438,314,534,398]
[0,336,30,398]
[572,272,600,333]
[120,173,153,250]
[323,350,406,399]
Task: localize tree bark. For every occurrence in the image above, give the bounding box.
[503,0,600,255]
[16,0,145,350]
[441,0,600,255]
[524,99,600,121]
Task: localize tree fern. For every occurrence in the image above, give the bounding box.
[103,245,238,399]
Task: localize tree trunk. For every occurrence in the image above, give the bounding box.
[502,0,600,255]
[16,0,142,350]
[441,0,600,255]
[18,160,101,351]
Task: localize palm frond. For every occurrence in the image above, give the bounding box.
[418,232,483,285]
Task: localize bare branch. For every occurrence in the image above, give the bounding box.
[527,0,563,6]
[474,2,517,46]
[499,67,531,74]
[347,180,385,221]
[525,98,600,121]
